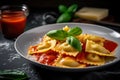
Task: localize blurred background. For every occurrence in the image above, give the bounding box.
[0,0,119,18]
[0,0,120,30]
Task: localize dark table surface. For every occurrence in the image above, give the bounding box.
[0,10,120,80]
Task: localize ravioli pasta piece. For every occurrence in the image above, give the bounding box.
[42,35,55,42]
[86,53,105,63]
[77,52,105,66]
[28,39,57,54]
[28,45,39,54]
[85,40,114,57]
[37,40,56,51]
[77,34,105,45]
[53,55,86,68]
[53,42,79,57]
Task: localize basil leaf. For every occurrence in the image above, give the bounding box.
[46,29,68,40]
[67,4,78,13]
[68,27,82,36]
[0,70,28,80]
[58,5,68,13]
[67,36,82,51]
[56,12,72,23]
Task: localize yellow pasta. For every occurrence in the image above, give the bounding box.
[77,53,105,66]
[53,42,79,57]
[85,40,114,57]
[28,38,57,54]
[77,34,105,46]
[53,55,86,68]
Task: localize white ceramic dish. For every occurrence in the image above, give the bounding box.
[14,23,120,72]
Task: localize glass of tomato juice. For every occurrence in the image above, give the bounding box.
[0,4,29,39]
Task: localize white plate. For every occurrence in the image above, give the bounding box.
[14,23,120,72]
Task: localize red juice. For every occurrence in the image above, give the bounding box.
[1,11,26,39]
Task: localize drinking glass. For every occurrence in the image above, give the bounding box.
[0,4,29,39]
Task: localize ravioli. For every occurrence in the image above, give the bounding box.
[85,40,114,56]
[76,52,105,66]
[28,36,57,54]
[53,42,79,57]
[77,34,105,46]
[53,55,86,68]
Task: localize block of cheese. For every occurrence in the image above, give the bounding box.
[75,7,109,21]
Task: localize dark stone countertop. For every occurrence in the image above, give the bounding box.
[0,10,120,80]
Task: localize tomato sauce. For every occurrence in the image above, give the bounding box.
[37,50,58,65]
[1,11,26,38]
[104,40,118,52]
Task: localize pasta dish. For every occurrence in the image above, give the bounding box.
[27,25,118,68]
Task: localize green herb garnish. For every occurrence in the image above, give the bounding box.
[46,26,82,51]
[46,29,68,40]
[68,27,82,36]
[0,70,28,80]
[67,36,82,51]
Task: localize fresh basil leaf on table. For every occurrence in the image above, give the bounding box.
[58,5,68,13]
[67,4,78,13]
[56,12,72,23]
[57,4,78,23]
[0,70,28,80]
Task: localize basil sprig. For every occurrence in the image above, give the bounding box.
[68,27,82,36]
[46,27,82,51]
[46,30,68,40]
[67,36,82,51]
